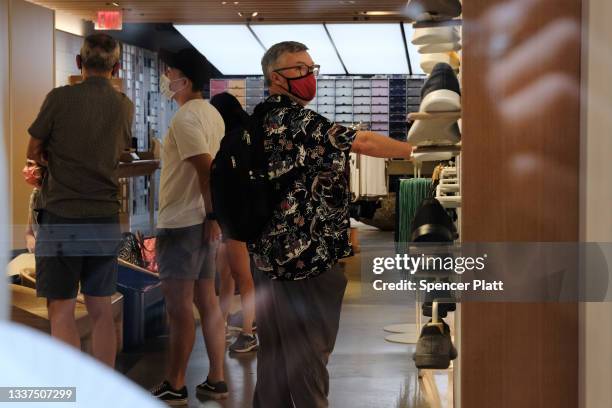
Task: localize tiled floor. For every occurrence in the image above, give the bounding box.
[119,227,454,407]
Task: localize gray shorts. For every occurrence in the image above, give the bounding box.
[156,223,218,281]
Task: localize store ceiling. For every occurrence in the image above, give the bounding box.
[28,0,412,24]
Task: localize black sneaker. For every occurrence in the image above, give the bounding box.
[196,378,229,400]
[413,319,457,369]
[151,380,188,406]
[229,333,258,353]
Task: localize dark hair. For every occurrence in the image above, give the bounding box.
[210,92,250,131]
[80,33,120,71]
[261,41,309,86]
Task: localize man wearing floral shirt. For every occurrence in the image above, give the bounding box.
[251,41,413,408]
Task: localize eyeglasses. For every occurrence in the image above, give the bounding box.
[274,64,320,78]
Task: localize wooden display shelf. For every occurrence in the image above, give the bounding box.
[408,111,462,121]
[413,19,463,29]
[118,159,160,178]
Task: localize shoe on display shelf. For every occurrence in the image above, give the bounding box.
[406,0,462,22]
[412,319,458,369]
[420,63,461,112]
[420,52,461,75]
[408,63,461,146]
[151,380,188,406]
[196,378,229,400]
[229,332,259,353]
[418,41,462,54]
[412,26,461,45]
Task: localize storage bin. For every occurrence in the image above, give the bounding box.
[336,96,352,105]
[116,262,166,349]
[354,105,371,114]
[372,87,389,97]
[371,79,389,88]
[336,87,353,97]
[353,88,372,97]
[372,105,389,114]
[372,96,388,105]
[228,79,246,89]
[372,113,389,122]
[353,79,370,88]
[354,96,371,106]
[336,79,352,88]
[354,114,371,122]
[336,113,353,123]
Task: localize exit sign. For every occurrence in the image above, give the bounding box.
[95,10,123,30]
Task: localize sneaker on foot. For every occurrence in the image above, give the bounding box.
[196,378,229,400]
[413,319,457,369]
[229,333,258,353]
[151,380,188,406]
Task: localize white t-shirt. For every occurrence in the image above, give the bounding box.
[157,99,224,229]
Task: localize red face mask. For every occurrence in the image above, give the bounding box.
[282,72,317,102]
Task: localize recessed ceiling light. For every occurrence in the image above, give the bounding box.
[363,10,398,16]
[251,11,258,17]
[221,1,226,4]
[111,1,120,6]
[237,11,243,17]
[233,1,239,4]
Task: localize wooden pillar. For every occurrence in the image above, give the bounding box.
[460,0,581,406]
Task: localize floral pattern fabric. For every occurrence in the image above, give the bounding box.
[250,95,357,280]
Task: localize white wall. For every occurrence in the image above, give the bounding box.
[579,0,612,406]
[55,30,82,87]
[7,0,54,249]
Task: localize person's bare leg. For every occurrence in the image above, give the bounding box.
[217,243,235,324]
[84,295,116,367]
[194,278,225,382]
[47,299,80,349]
[162,279,196,389]
[227,240,255,335]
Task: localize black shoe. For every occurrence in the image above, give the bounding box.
[413,319,457,369]
[196,378,229,400]
[420,62,461,111]
[229,333,258,353]
[151,380,188,406]
[406,0,462,22]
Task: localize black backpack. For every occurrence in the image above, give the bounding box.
[211,101,292,243]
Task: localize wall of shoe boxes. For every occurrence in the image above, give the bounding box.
[118,45,177,223]
[210,76,427,141]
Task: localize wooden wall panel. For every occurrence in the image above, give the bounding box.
[461,0,581,407]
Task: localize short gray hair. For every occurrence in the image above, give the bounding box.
[80,33,120,72]
[261,41,309,86]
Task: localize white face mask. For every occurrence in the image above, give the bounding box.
[160,74,187,100]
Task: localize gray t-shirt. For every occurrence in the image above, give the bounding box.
[28,76,134,218]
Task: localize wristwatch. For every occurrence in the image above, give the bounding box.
[206,212,217,221]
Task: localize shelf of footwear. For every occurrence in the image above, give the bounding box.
[408,111,461,121]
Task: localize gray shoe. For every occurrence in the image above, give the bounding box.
[413,319,457,369]
[229,333,258,353]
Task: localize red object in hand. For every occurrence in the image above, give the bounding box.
[22,161,44,187]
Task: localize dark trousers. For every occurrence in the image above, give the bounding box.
[253,264,348,408]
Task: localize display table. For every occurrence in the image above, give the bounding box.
[118,159,160,233]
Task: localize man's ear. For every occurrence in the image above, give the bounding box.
[269,71,285,87]
[76,55,82,70]
[111,62,120,77]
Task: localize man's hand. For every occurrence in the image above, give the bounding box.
[204,219,222,243]
[25,233,36,253]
